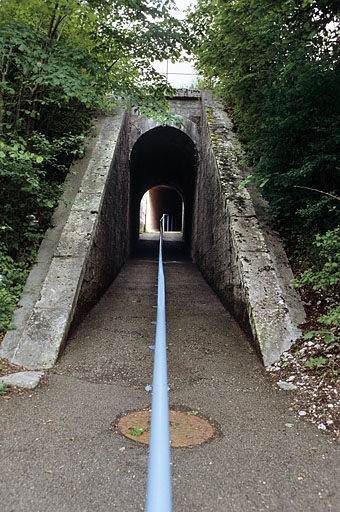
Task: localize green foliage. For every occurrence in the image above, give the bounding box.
[190,0,340,342]
[0,133,84,260]
[204,2,340,372]
[295,228,340,343]
[0,1,189,140]
[304,329,338,344]
[0,0,189,338]
[305,356,327,368]
[0,248,32,332]
[0,383,9,396]
[293,228,340,291]
[318,305,340,327]
[189,0,340,240]
[130,428,146,436]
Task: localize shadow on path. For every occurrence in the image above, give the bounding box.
[134,232,188,262]
[0,237,339,511]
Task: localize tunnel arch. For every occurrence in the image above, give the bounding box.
[130,124,197,251]
[140,185,184,233]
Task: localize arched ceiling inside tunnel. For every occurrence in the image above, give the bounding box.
[130,126,197,199]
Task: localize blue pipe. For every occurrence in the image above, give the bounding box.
[146,217,172,512]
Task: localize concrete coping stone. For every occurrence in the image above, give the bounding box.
[0,371,44,389]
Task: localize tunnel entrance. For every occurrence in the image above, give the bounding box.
[140,186,183,233]
[130,125,197,252]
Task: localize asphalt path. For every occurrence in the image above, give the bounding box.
[0,235,339,511]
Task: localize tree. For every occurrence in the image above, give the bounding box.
[0,0,188,137]
[0,0,189,333]
[190,0,340,242]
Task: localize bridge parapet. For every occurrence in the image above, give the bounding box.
[170,88,201,99]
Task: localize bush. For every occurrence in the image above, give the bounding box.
[0,248,31,332]
[293,227,340,329]
[0,132,85,334]
[293,228,340,291]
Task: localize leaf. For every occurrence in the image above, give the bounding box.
[238,174,253,190]
[130,428,145,436]
[305,357,327,368]
[259,178,269,188]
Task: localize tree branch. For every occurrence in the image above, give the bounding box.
[293,185,340,202]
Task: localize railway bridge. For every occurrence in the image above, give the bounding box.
[1,89,304,370]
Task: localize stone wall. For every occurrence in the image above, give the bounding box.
[192,92,305,365]
[1,112,130,369]
[73,112,131,325]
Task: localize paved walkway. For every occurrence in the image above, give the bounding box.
[0,235,339,511]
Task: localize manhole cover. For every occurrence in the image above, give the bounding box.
[115,409,215,448]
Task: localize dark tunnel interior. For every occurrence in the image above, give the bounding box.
[141,185,183,233]
[130,125,197,254]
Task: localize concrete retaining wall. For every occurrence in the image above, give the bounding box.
[1,112,130,369]
[192,92,305,365]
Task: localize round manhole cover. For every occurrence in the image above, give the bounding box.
[115,409,216,448]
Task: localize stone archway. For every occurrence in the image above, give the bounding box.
[140,185,183,233]
[129,124,197,252]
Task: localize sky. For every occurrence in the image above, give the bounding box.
[152,0,198,89]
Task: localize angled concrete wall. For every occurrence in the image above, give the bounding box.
[1,112,130,369]
[192,92,305,365]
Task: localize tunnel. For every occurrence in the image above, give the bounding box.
[1,99,306,370]
[140,185,183,233]
[129,125,197,252]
